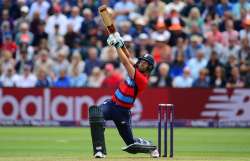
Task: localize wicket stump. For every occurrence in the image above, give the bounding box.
[158,103,174,158]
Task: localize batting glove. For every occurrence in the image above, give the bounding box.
[107,32,124,48]
[107,34,117,46]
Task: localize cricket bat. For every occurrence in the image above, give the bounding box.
[98,5,116,34]
[98,5,131,58]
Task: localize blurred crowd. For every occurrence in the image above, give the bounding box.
[0,0,250,88]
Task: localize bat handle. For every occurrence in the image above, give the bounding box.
[107,25,116,34]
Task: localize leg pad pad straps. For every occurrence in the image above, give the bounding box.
[89,105,106,155]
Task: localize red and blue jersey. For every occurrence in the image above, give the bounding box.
[112,68,148,109]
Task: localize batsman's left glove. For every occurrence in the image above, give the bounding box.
[107,32,124,48]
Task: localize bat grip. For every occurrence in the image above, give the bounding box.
[107,25,116,34]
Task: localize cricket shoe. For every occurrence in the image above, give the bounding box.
[150,149,159,158]
[94,151,106,158]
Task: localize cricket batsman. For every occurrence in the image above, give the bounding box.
[89,32,159,158]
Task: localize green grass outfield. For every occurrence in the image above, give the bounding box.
[0,127,250,161]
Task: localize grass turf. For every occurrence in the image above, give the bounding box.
[0,127,250,161]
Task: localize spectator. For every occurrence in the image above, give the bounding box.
[84,47,103,76]
[51,36,70,59]
[219,12,236,31]
[80,8,98,43]
[232,0,250,20]
[134,33,152,58]
[222,38,241,65]
[199,0,217,20]
[216,0,233,17]
[15,42,34,61]
[239,37,250,63]
[53,67,71,88]
[187,49,208,79]
[48,24,62,54]
[0,66,18,87]
[166,9,186,46]
[151,62,172,87]
[151,34,172,64]
[144,0,165,21]
[203,13,218,33]
[14,5,30,33]
[203,35,224,60]
[69,65,88,87]
[222,19,239,47]
[150,16,171,46]
[239,61,248,78]
[124,34,134,50]
[181,0,196,17]
[0,33,17,54]
[169,52,186,78]
[36,38,49,53]
[15,22,34,45]
[1,0,24,20]
[210,66,227,88]
[224,54,239,79]
[226,66,245,88]
[244,66,250,87]
[172,67,193,88]
[171,37,187,59]
[132,0,147,15]
[35,66,50,87]
[239,17,250,41]
[204,22,224,44]
[15,48,33,74]
[67,6,83,32]
[29,0,50,21]
[30,11,43,35]
[101,63,122,88]
[192,68,210,88]
[0,9,14,31]
[184,7,204,33]
[100,46,120,68]
[130,17,150,39]
[113,0,137,23]
[15,64,37,87]
[189,23,203,39]
[45,4,68,36]
[118,21,133,36]
[1,21,13,44]
[165,0,186,16]
[32,21,48,47]
[82,0,98,15]
[0,50,15,75]
[68,51,85,76]
[185,35,204,60]
[87,67,105,87]
[64,24,80,49]
[52,51,69,77]
[206,50,223,78]
[34,50,53,74]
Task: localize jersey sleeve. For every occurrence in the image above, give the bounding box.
[134,69,148,90]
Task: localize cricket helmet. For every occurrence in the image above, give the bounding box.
[136,54,155,73]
